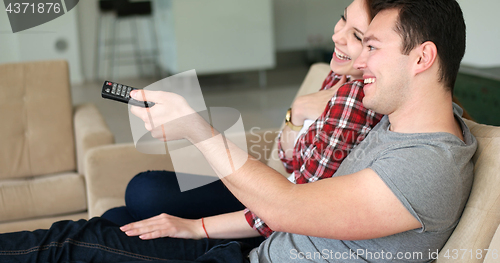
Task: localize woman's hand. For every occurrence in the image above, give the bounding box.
[290,75,347,125]
[120,213,205,240]
[129,90,199,142]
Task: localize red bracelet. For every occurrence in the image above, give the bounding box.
[201,218,210,239]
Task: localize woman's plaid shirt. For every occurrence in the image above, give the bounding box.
[244,71,384,237]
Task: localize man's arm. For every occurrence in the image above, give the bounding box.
[191,120,421,240]
[130,90,420,240]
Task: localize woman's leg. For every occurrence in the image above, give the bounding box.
[0,218,250,263]
[100,171,265,249]
[103,170,245,224]
[101,206,136,226]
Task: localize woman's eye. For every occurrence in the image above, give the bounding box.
[354,33,362,42]
[368,45,376,51]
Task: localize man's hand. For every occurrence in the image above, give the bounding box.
[129,90,199,142]
[290,75,347,126]
[120,213,205,240]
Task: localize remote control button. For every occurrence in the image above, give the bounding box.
[105,88,111,93]
[111,86,116,94]
[125,87,131,98]
[117,86,122,94]
[121,89,126,97]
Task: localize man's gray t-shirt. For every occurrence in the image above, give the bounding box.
[249,111,477,262]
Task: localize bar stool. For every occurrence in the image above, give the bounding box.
[94,0,159,80]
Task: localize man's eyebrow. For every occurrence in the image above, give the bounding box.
[363,35,380,43]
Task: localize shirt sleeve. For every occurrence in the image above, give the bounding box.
[370,144,472,232]
[244,208,274,238]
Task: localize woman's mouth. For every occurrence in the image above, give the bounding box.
[334,48,352,61]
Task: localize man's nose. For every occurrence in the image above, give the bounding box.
[353,49,368,71]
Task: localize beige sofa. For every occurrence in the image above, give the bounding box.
[0,62,500,262]
[0,60,114,233]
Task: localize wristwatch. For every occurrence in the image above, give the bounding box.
[285,108,303,131]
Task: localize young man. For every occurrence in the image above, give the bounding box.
[0,0,476,262]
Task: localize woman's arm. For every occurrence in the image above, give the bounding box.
[279,75,347,159]
[120,210,260,240]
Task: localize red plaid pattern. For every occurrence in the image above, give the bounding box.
[244,71,383,237]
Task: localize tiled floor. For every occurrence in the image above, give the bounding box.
[71,65,310,143]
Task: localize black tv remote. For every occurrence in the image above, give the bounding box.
[101,81,155,108]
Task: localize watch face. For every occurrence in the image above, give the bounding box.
[285,108,303,131]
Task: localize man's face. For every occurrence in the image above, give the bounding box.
[354,9,412,115]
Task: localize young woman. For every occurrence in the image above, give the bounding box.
[103,0,383,241]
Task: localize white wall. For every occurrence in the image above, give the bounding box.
[75,0,351,80]
[0,4,83,84]
[457,0,500,68]
[63,0,500,80]
[2,0,499,83]
[155,0,275,75]
[75,0,99,82]
[0,12,20,63]
[273,0,351,51]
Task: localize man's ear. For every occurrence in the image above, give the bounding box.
[413,41,438,75]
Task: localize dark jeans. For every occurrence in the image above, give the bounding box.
[101,170,264,248]
[0,217,253,262]
[102,170,247,226]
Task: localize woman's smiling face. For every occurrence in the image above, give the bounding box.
[330,0,370,79]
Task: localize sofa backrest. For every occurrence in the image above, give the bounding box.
[265,63,331,176]
[0,60,76,179]
[436,120,500,262]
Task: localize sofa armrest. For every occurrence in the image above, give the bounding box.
[245,128,289,177]
[74,104,114,175]
[85,143,175,217]
[85,129,289,217]
[293,63,332,101]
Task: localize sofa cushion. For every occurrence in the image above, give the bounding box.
[0,60,76,180]
[436,120,500,262]
[92,198,126,219]
[0,172,87,222]
[484,224,500,263]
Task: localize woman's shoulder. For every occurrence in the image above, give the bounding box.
[321,71,363,91]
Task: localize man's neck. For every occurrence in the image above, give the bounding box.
[387,86,464,141]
